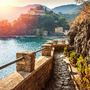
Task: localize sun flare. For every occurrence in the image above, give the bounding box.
[0,6,13,14]
[0,0,16,14]
[0,0,15,6]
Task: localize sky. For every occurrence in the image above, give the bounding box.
[0,0,78,9]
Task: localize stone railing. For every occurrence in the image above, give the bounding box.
[0,39,67,90]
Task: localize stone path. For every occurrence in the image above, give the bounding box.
[44,52,76,90]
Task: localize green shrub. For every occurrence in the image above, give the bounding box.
[76,55,87,75]
[76,55,90,90]
[64,46,67,55]
[69,51,77,66]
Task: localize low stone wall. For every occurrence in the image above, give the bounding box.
[0,39,66,90]
[14,56,53,90]
[54,44,67,51]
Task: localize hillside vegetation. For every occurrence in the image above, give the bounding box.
[52,4,78,14]
[58,12,77,22]
[0,6,70,36]
[12,7,70,35]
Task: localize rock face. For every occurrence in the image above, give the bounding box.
[67,2,90,65]
[68,19,90,64]
[87,39,90,64]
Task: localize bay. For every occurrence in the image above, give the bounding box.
[0,38,51,80]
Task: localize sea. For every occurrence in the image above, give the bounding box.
[0,38,68,80]
[0,38,53,80]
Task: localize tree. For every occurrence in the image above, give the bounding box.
[57,18,70,30]
[34,5,43,10]
[49,11,53,15]
[44,9,59,20]
[58,12,77,22]
[37,15,54,31]
[45,7,47,14]
[38,5,43,10]
[52,13,60,20]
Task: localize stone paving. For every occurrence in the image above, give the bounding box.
[44,52,76,90]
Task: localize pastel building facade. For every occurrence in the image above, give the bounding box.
[27,10,45,15]
[55,27,63,33]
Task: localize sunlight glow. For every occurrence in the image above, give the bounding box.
[0,0,15,6]
[0,6,13,14]
[0,0,16,15]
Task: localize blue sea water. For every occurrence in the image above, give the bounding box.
[0,38,51,80]
[0,38,68,80]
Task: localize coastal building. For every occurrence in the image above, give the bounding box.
[36,29,41,34]
[27,10,45,15]
[55,27,63,33]
[35,29,41,36]
[64,30,68,35]
[43,31,48,36]
[54,20,58,23]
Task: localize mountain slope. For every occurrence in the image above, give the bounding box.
[58,12,77,22]
[66,4,85,14]
[65,6,80,14]
[52,4,78,14]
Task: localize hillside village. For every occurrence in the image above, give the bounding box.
[0,6,69,37]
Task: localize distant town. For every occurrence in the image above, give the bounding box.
[0,5,69,38]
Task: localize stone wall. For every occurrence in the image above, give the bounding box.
[54,44,67,51]
[13,56,53,90]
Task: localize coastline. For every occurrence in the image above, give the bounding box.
[0,35,68,40]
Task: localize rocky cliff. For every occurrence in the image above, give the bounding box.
[67,2,90,64]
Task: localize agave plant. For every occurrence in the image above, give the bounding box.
[69,51,77,66]
[76,55,90,89]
